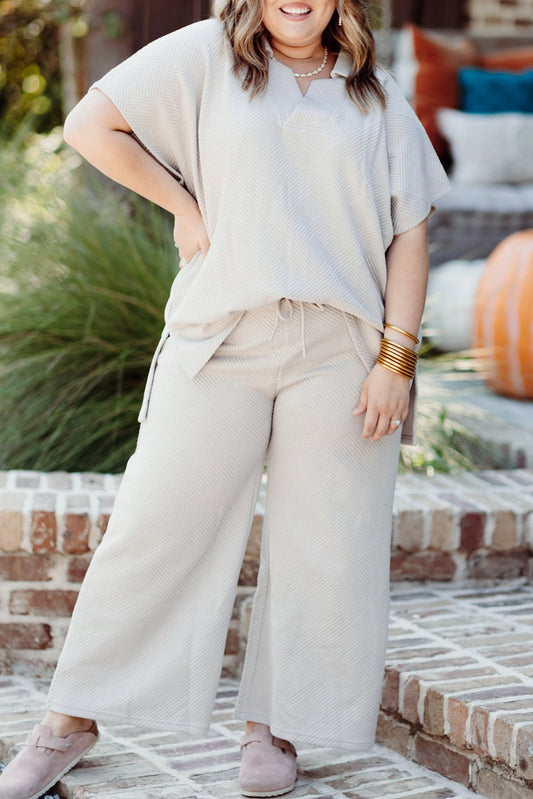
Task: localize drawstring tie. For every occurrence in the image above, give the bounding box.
[268,298,325,359]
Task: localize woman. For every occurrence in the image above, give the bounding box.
[0,2,449,797]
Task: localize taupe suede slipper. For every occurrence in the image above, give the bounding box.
[0,721,99,799]
[240,723,297,797]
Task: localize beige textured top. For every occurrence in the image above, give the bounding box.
[91,17,451,445]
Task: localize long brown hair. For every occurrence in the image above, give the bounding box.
[215,0,387,112]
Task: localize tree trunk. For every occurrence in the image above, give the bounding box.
[391,0,467,28]
[132,0,212,50]
[60,0,211,114]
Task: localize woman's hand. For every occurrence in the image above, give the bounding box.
[173,205,210,262]
[352,364,411,441]
[64,90,207,231]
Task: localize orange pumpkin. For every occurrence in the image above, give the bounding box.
[473,230,533,398]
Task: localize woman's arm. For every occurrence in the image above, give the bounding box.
[63,89,208,260]
[352,218,429,441]
[382,217,429,346]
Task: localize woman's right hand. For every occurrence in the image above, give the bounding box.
[173,204,210,262]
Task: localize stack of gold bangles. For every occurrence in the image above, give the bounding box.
[376,323,419,380]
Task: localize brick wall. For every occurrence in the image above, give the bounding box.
[467,0,533,33]
[0,469,532,679]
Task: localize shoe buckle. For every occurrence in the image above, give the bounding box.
[240,735,262,750]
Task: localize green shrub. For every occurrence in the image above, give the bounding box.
[0,131,177,471]
[0,1,88,133]
[398,402,494,474]
[0,131,488,474]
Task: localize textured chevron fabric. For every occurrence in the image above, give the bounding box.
[90,17,449,444]
[142,254,419,445]
[47,17,446,754]
[47,300,403,749]
[91,25,449,321]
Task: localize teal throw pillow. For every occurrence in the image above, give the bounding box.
[459,67,533,113]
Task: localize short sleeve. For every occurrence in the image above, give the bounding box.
[381,71,451,236]
[89,20,220,191]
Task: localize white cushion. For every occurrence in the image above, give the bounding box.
[437,108,533,185]
[424,259,486,351]
[391,28,416,102]
[435,182,533,212]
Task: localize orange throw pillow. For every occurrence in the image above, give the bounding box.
[481,47,533,71]
[410,24,479,161]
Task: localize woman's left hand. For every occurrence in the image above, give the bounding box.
[352,364,411,441]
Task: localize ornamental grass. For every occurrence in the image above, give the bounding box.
[0,129,489,473]
[0,129,176,471]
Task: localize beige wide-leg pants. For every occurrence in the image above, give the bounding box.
[46,299,402,751]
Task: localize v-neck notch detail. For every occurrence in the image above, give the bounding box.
[267,54,345,129]
[268,52,334,98]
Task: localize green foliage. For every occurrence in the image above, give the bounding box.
[366,0,386,30]
[399,403,495,474]
[398,348,500,474]
[0,131,177,471]
[0,130,491,475]
[0,0,87,133]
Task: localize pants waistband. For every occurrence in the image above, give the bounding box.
[268,298,326,359]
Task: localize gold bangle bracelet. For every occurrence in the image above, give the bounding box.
[376,359,414,379]
[384,323,419,345]
[377,338,418,379]
[376,359,415,378]
[379,353,417,368]
[379,358,418,373]
[380,338,418,356]
[379,358,416,373]
[383,338,417,361]
[379,342,418,366]
[380,344,418,361]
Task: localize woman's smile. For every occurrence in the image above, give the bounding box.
[280,3,313,19]
[264,0,336,54]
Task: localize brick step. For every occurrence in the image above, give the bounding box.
[0,676,490,799]
[378,581,533,799]
[1,467,533,679]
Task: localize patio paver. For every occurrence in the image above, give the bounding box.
[0,672,488,799]
[9,581,533,797]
